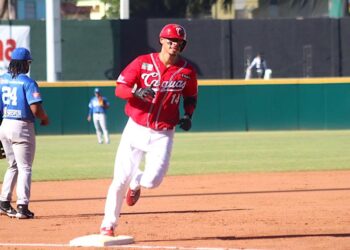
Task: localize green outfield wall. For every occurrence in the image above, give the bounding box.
[35,78,350,135]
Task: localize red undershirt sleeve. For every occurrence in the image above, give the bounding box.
[115,83,134,100]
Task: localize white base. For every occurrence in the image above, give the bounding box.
[69,234,134,247]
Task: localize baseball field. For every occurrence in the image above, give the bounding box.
[0,130,350,249]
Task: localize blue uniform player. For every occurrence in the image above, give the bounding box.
[0,47,49,219]
[87,88,110,144]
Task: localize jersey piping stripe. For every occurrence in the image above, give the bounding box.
[155,61,187,130]
[147,53,159,128]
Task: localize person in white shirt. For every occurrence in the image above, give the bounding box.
[245,52,272,80]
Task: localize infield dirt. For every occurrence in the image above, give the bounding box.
[0,171,349,250]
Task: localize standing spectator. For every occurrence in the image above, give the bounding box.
[99,23,198,236]
[87,88,110,144]
[0,47,49,219]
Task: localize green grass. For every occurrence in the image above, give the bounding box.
[1,130,350,182]
[171,131,350,175]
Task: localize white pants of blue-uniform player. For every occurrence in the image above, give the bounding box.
[101,118,174,229]
[93,113,110,144]
[0,119,35,205]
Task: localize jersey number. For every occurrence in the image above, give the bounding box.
[171,93,181,104]
[2,86,18,106]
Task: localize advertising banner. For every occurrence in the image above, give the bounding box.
[0,25,30,74]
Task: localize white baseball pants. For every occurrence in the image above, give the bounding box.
[101,118,174,229]
[93,113,109,144]
[0,119,35,205]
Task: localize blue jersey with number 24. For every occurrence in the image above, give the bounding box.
[0,73,42,122]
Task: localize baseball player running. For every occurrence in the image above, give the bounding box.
[87,88,110,144]
[0,47,49,219]
[100,23,198,236]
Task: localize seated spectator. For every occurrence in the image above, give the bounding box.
[245,52,272,79]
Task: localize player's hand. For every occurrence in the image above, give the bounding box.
[87,115,91,122]
[178,114,192,131]
[40,117,49,126]
[133,87,155,102]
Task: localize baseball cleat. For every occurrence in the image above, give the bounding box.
[16,204,34,219]
[0,201,17,218]
[126,188,141,206]
[100,226,114,237]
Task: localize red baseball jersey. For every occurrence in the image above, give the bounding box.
[116,52,198,130]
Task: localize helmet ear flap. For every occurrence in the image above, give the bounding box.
[180,40,187,52]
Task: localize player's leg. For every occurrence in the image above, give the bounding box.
[125,129,174,207]
[11,121,35,219]
[0,122,19,217]
[99,113,110,144]
[101,118,144,233]
[0,141,18,201]
[140,129,174,189]
[93,114,103,144]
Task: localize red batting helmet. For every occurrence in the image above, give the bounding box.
[159,24,187,52]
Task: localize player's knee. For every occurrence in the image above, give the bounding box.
[141,182,159,189]
[19,164,32,172]
[140,177,163,189]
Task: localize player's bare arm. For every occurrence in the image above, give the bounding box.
[30,103,49,126]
